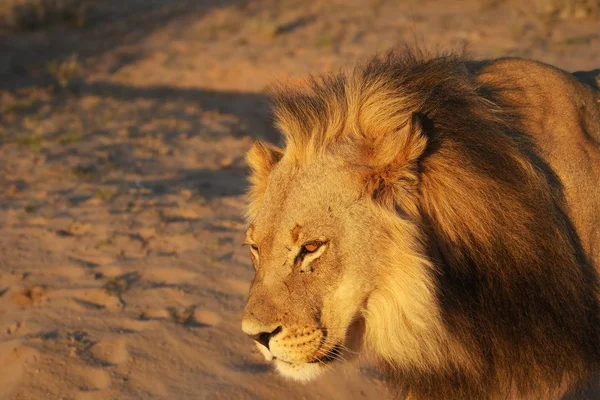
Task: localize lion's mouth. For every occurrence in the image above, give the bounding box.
[272,344,342,365]
[308,344,342,364]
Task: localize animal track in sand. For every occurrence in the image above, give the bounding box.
[90,337,129,365]
[68,255,114,270]
[139,308,171,321]
[68,289,123,312]
[78,365,112,390]
[192,309,221,327]
[44,265,87,280]
[144,267,197,285]
[139,307,220,327]
[94,264,123,279]
[0,340,39,398]
[11,286,46,306]
[0,271,31,288]
[113,318,160,333]
[5,321,24,336]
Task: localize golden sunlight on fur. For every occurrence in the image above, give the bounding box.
[241,49,600,400]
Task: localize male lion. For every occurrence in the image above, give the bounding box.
[241,50,600,400]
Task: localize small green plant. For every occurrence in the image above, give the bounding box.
[103,272,138,297]
[48,54,81,89]
[66,330,94,353]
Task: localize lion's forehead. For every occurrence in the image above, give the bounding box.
[252,160,359,244]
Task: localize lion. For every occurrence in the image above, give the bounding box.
[241,49,600,400]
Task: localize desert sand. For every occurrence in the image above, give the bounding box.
[0,1,598,399]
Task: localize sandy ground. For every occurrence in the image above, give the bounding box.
[0,1,598,399]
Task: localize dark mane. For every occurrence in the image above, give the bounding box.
[270,49,600,399]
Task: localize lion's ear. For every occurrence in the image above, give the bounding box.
[362,112,429,211]
[246,141,283,216]
[247,140,282,178]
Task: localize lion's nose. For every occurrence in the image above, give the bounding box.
[246,326,282,350]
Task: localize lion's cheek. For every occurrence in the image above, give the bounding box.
[321,270,372,334]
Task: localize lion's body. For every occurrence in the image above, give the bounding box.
[242,51,600,400]
[478,59,600,267]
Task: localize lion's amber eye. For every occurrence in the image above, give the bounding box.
[250,244,259,253]
[303,242,321,253]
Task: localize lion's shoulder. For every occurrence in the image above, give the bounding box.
[474,57,600,156]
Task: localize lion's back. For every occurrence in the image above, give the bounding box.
[477,58,600,267]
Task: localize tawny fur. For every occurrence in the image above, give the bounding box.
[243,49,600,400]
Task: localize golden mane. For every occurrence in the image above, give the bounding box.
[270,50,505,162]
[257,50,600,399]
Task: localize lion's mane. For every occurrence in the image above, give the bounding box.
[268,49,600,399]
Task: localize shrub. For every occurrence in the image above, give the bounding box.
[0,0,88,31]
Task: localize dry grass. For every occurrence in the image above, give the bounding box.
[0,0,88,31]
[536,0,600,18]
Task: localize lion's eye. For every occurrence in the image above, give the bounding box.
[296,241,327,272]
[245,243,259,255]
[302,241,322,253]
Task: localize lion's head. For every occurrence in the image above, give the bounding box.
[241,51,600,399]
[241,114,440,381]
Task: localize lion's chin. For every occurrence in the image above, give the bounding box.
[273,359,327,382]
[254,341,329,382]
